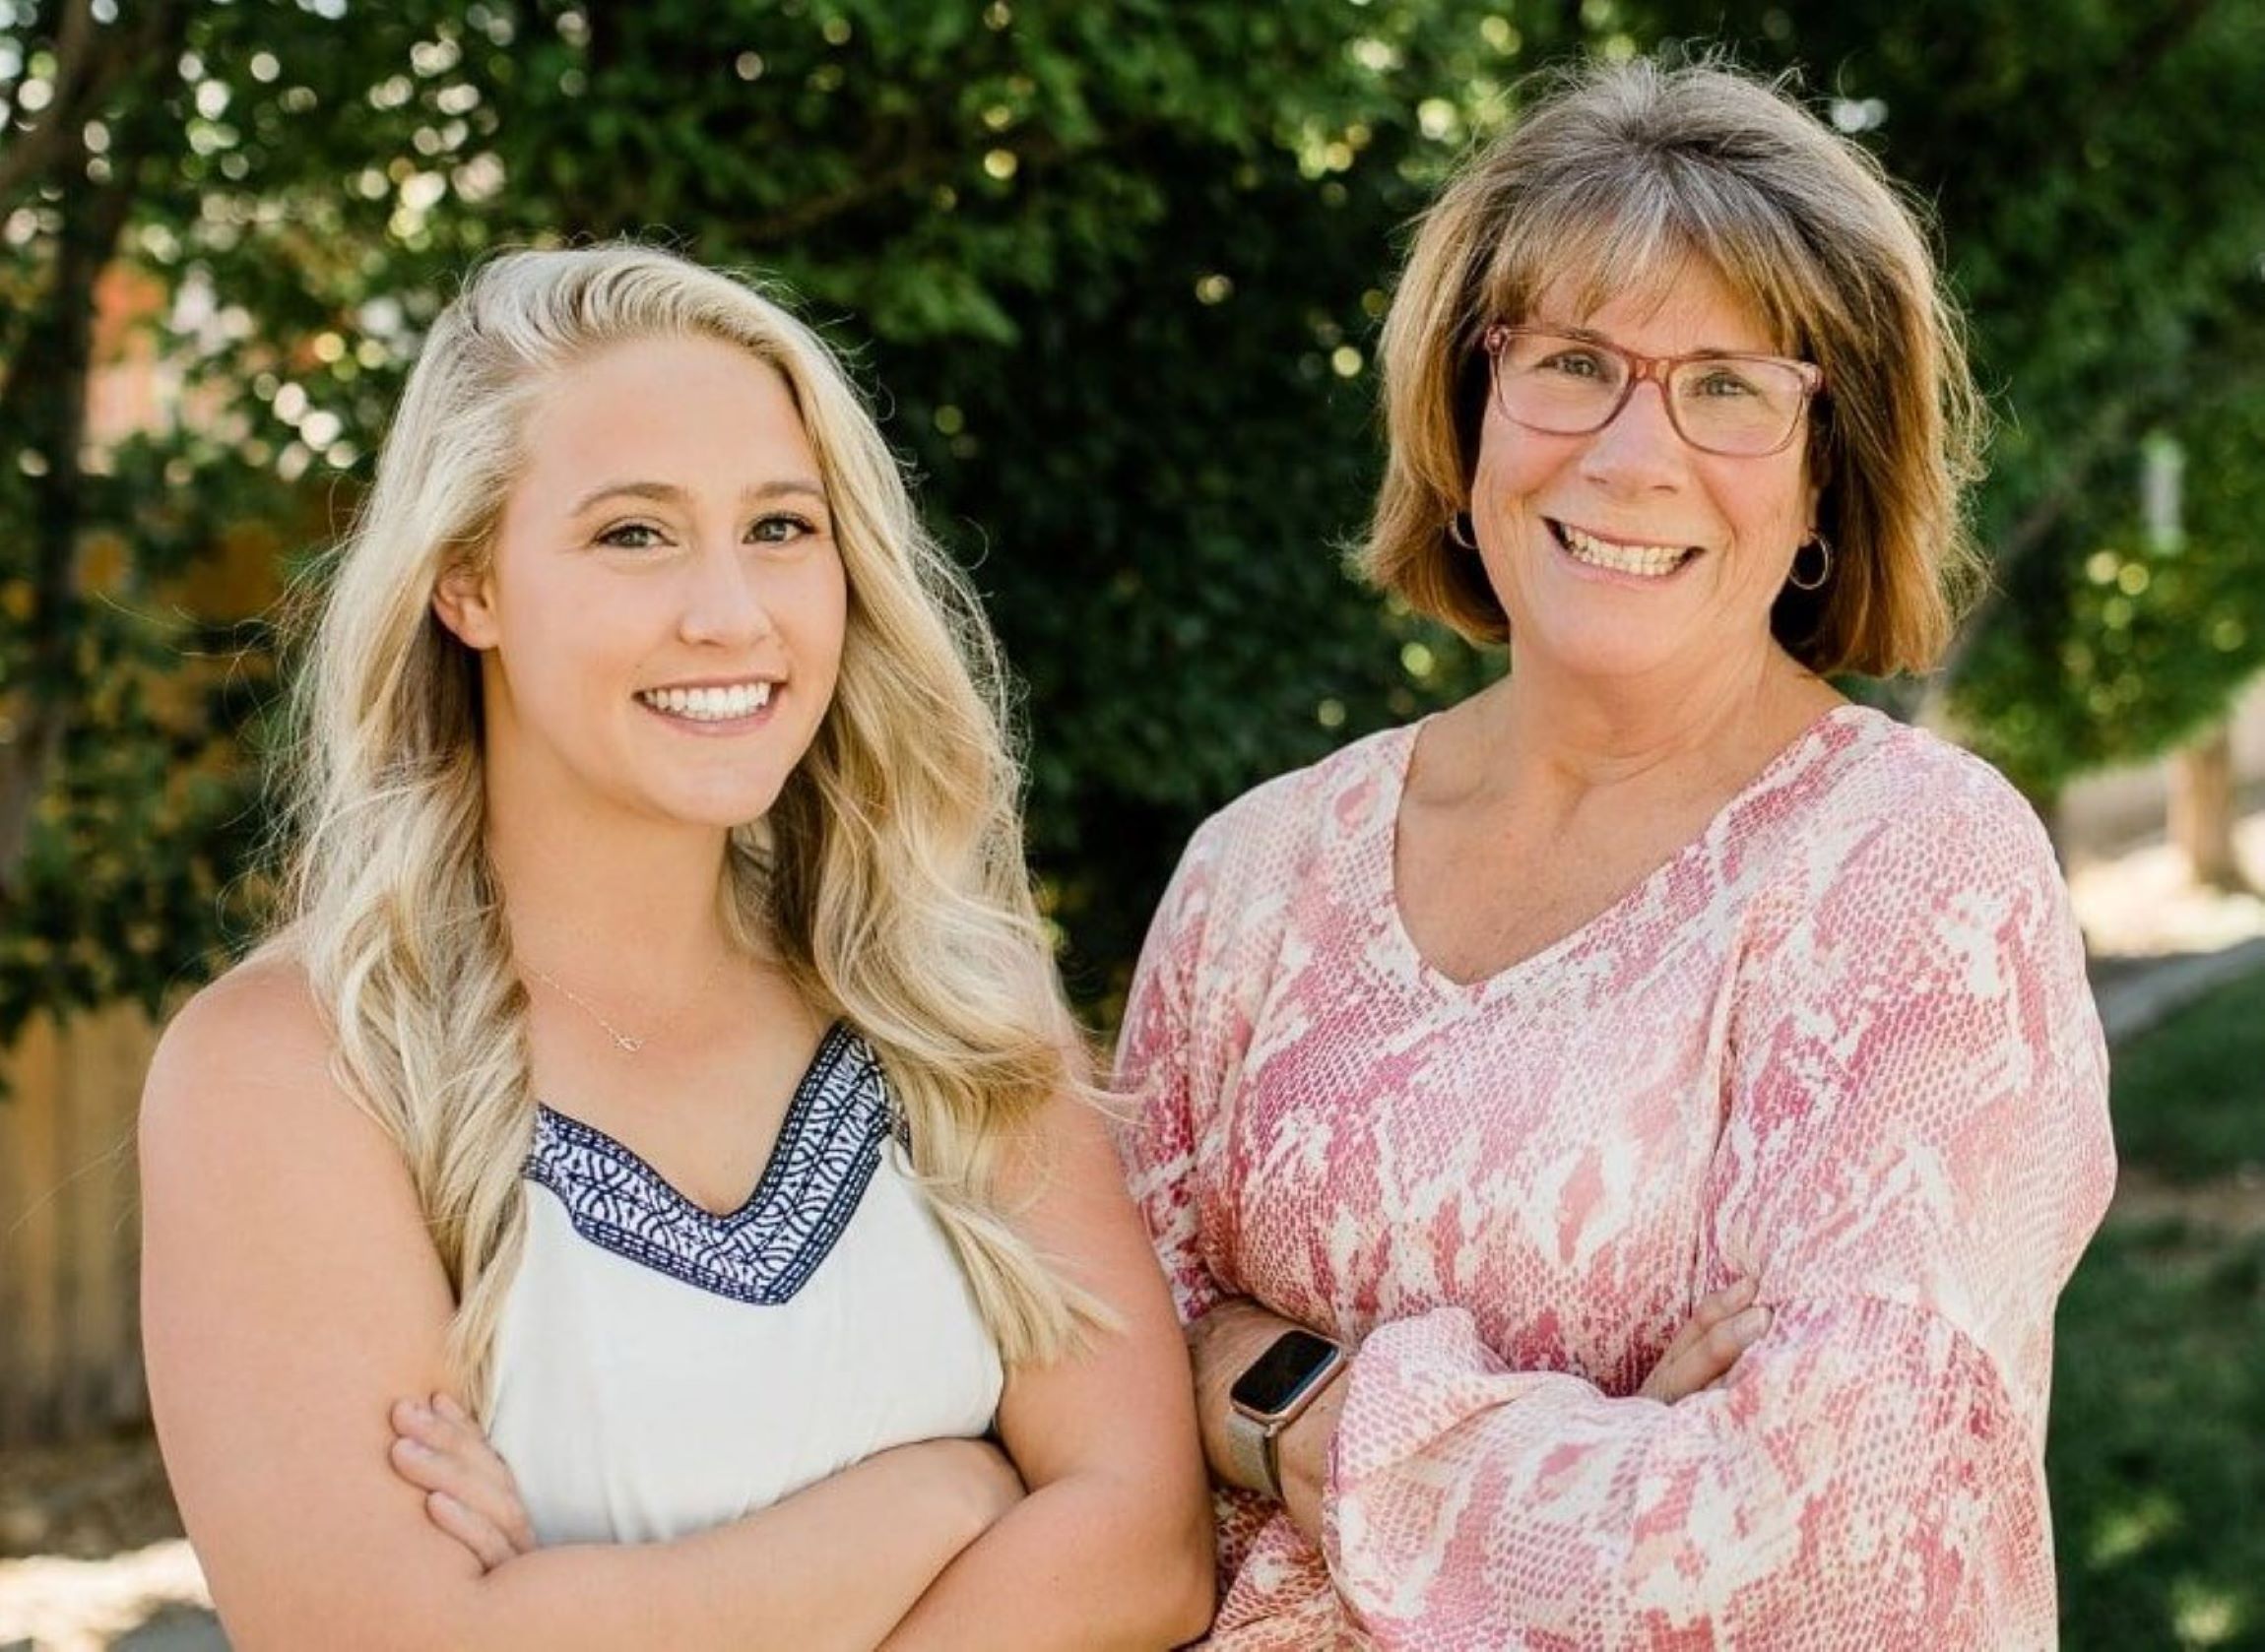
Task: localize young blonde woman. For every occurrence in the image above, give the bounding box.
[140,245,1213,1651]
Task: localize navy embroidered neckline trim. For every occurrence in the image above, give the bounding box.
[525,1022,891,1305]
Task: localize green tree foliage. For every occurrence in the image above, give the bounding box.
[0,0,1559,1027]
[1631,0,2265,796]
[2,0,2262,1035]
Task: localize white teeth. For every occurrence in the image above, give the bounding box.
[639,681,775,722]
[1558,523,1691,578]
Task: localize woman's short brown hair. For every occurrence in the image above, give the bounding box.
[1363,58,1986,677]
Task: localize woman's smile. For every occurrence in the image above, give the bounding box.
[1545,517,1704,582]
[634,675,784,733]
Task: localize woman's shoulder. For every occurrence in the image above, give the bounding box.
[1185,720,1417,876]
[140,944,376,1182]
[1132,723,1415,1005]
[149,944,328,1089]
[1743,708,2080,973]
[1788,705,2056,870]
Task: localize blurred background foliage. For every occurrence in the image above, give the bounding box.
[3,7,2263,1643]
[0,0,2260,1030]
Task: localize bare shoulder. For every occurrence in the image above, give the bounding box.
[148,946,328,1093]
[140,952,467,1641]
[139,946,432,1325]
[142,947,371,1175]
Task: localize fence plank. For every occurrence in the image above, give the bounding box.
[4,1016,65,1446]
[57,1002,91,1441]
[97,1004,155,1429]
[0,1038,24,1444]
[0,1007,161,1448]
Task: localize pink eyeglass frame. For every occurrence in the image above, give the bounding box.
[1481,323,1827,457]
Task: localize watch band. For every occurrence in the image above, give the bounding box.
[1224,1405,1278,1498]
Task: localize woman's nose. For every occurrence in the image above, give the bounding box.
[677,540,775,647]
[1578,377,1689,492]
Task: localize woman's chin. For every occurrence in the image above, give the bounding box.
[618,771,795,834]
[1518,629,1705,688]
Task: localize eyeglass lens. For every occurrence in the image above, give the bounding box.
[1494,331,1808,455]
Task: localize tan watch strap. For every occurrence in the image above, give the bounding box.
[1224,1406,1279,1498]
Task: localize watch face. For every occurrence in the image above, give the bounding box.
[1231,1329,1342,1417]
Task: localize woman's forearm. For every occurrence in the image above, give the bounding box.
[490,1439,1011,1652]
[235,1439,1008,1652]
[875,1468,1214,1652]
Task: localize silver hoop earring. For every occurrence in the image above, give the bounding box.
[1787,536,1833,593]
[1447,511,1477,550]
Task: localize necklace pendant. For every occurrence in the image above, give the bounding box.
[525,963,654,1054]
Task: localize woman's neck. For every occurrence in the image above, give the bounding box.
[482,780,749,997]
[1450,644,1839,810]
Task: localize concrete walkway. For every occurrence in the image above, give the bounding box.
[2093,935,2265,1048]
[0,1543,221,1652]
[2068,802,2265,1046]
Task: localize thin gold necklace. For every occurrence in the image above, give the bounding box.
[524,965,648,1054]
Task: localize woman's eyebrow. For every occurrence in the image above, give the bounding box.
[569,477,828,514]
[570,479,684,514]
[747,477,828,506]
[1533,324,1772,358]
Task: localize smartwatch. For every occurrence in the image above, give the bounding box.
[1225,1328,1347,1501]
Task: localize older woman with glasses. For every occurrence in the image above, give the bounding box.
[1118,59,2113,1649]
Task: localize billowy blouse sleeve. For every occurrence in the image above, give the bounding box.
[1117,816,1232,1327]
[1319,778,2115,1648]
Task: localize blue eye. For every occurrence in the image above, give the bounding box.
[1691,368,1761,400]
[1538,349,1610,379]
[596,521,669,550]
[748,513,818,545]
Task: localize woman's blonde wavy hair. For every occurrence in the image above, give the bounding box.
[274,244,1105,1411]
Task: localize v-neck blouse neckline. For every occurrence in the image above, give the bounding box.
[1377,701,1877,998]
[524,1020,895,1304]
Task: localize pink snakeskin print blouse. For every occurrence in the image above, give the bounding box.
[1116,704,2115,1650]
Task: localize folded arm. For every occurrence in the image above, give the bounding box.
[1120,781,2115,1648]
[874,1093,1214,1651]
[1306,791,2115,1647]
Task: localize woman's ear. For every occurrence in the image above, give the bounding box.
[431,562,500,650]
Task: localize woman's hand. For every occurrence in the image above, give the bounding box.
[388,1392,537,1571]
[1186,1298,1349,1546]
[1638,1275,1772,1403]
[1193,1278,1770,1481]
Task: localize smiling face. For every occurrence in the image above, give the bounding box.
[1467,257,1820,691]
[434,333,848,834]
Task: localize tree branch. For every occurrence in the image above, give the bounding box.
[0,0,119,215]
[0,0,186,905]
[1928,308,2265,704]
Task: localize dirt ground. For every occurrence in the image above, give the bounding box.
[1,1434,183,1562]
[0,1434,216,1651]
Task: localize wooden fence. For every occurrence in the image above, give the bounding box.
[0,1003,161,1448]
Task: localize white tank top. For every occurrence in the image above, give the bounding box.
[487,1023,1004,1546]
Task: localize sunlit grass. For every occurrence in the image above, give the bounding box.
[2105,974,2265,1180]
[2051,973,2265,1649]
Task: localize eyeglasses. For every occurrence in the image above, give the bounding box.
[1482,325,1825,458]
